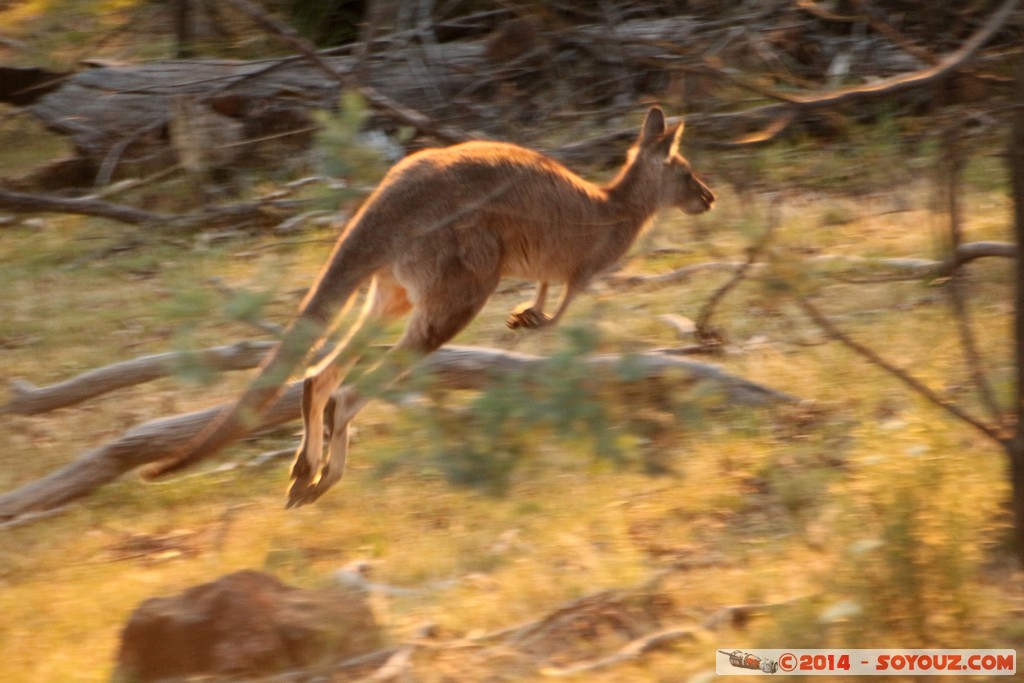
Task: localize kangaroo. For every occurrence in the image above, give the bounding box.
[145,106,715,507]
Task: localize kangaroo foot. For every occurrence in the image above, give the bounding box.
[506,306,551,330]
[286,461,343,508]
[289,460,311,489]
[286,445,314,508]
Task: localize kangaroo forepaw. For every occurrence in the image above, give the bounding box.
[506,307,551,330]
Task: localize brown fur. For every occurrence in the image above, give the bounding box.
[145,107,715,507]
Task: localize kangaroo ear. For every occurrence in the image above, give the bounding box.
[669,120,685,151]
[639,107,667,145]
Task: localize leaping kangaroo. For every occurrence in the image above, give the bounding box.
[145,106,715,507]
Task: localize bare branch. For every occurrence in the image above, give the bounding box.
[4,341,275,415]
[0,187,303,228]
[706,0,1022,144]
[796,297,1005,444]
[695,200,779,344]
[221,0,474,145]
[0,188,167,225]
[849,0,939,66]
[951,240,1018,264]
[540,627,698,677]
[791,0,1019,108]
[606,261,746,289]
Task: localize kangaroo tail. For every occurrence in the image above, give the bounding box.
[143,231,385,479]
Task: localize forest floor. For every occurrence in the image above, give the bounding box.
[1,107,1023,681]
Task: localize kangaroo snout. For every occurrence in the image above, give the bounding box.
[683,175,715,215]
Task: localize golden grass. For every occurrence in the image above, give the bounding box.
[1,165,1022,682]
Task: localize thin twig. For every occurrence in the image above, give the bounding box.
[85,165,183,201]
[789,0,1019,108]
[540,627,697,676]
[694,199,779,345]
[206,277,285,337]
[698,0,1022,145]
[796,296,1005,444]
[605,243,1017,290]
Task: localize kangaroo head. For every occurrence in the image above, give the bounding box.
[636,107,715,215]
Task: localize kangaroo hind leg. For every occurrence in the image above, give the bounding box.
[287,252,499,508]
[289,274,410,503]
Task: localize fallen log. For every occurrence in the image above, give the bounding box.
[0,345,796,520]
[16,42,484,188]
[0,187,167,225]
[4,341,276,416]
[0,184,307,228]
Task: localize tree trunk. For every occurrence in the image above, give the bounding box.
[1009,53,1024,566]
[1009,441,1024,566]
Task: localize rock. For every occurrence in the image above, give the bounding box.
[114,569,382,682]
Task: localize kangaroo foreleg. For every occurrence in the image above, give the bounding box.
[506,279,581,330]
[507,281,549,329]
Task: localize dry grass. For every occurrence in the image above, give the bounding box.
[1,128,1023,682]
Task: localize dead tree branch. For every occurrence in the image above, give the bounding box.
[796,0,1020,109]
[0,188,167,225]
[222,0,474,145]
[605,262,747,288]
[0,187,303,228]
[850,0,939,66]
[0,346,797,520]
[540,627,698,677]
[936,241,1019,276]
[329,568,797,680]
[710,0,1021,143]
[4,341,275,415]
